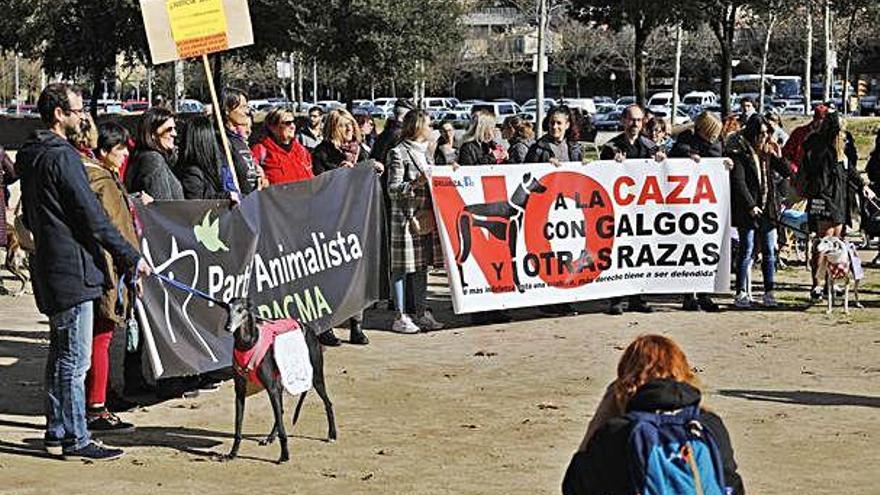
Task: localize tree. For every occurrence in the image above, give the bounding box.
[572,0,701,106]
[697,0,748,117]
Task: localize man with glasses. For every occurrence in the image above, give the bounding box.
[297,106,325,152]
[599,105,664,316]
[222,87,261,195]
[17,83,152,461]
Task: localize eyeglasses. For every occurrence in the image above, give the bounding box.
[67,107,85,116]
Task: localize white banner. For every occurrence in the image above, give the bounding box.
[430,159,732,314]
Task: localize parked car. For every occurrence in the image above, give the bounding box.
[438,109,472,129]
[647,106,692,126]
[615,96,636,108]
[316,100,345,111]
[781,104,806,116]
[593,96,615,104]
[860,95,878,116]
[558,98,597,115]
[471,101,521,125]
[122,100,149,113]
[177,99,205,113]
[595,109,623,131]
[646,92,678,115]
[519,100,556,124]
[422,97,451,119]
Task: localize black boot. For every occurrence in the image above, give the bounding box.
[349,320,369,345]
[318,329,342,347]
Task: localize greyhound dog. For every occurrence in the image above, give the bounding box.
[455,172,547,292]
[224,298,336,463]
[3,224,29,296]
[815,236,861,314]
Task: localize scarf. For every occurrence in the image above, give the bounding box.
[339,140,360,164]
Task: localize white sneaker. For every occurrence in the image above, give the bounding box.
[391,314,420,334]
[734,291,752,308]
[762,292,778,308]
[415,310,444,331]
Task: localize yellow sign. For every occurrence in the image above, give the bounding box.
[140,0,253,64]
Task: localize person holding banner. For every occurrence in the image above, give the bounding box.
[221,88,262,195]
[670,112,724,312]
[599,105,660,316]
[18,83,151,460]
[501,116,534,164]
[297,106,325,153]
[125,107,184,200]
[176,116,241,201]
[250,107,314,186]
[458,110,508,165]
[727,115,792,308]
[387,109,445,333]
[311,108,383,345]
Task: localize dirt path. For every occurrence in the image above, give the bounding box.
[1,264,879,494]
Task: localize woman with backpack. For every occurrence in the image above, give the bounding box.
[562,335,744,495]
[801,112,876,302]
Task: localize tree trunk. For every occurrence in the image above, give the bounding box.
[823,0,832,101]
[804,0,813,115]
[759,14,778,113]
[672,24,683,126]
[711,4,737,118]
[841,6,858,114]
[634,21,648,107]
[212,52,223,94]
[576,77,581,98]
[90,66,103,119]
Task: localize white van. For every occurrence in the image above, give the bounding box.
[558,98,597,115]
[471,101,522,126]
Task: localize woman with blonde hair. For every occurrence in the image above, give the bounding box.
[563,335,744,495]
[457,110,507,165]
[251,106,313,185]
[310,108,383,346]
[386,109,444,333]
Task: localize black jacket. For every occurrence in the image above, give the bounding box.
[458,140,498,165]
[227,130,257,195]
[311,140,367,175]
[507,138,533,164]
[671,129,723,159]
[175,161,233,200]
[525,135,583,163]
[125,149,184,200]
[16,131,141,315]
[726,133,791,229]
[600,134,658,160]
[371,119,402,165]
[562,380,744,495]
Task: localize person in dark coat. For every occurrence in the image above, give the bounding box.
[296,105,324,152]
[221,88,261,195]
[727,114,792,309]
[125,107,184,200]
[175,116,240,201]
[17,83,150,461]
[599,105,661,316]
[432,121,458,165]
[311,108,383,346]
[525,106,583,164]
[801,112,876,301]
[501,115,534,164]
[371,99,414,166]
[458,110,507,165]
[562,335,744,495]
[670,111,725,312]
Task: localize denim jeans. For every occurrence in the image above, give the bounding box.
[392,270,428,316]
[736,221,777,293]
[45,300,94,452]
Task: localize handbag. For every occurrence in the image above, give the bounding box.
[409,208,436,236]
[12,200,35,253]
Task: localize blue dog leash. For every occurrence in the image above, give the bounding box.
[150,271,230,310]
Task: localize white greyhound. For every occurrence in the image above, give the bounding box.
[815,236,862,314]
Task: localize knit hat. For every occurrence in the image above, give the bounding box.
[693,112,722,140]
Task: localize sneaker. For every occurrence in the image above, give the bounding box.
[606,302,624,316]
[762,292,778,308]
[63,440,124,462]
[682,294,700,311]
[44,438,65,456]
[198,379,222,392]
[810,287,824,303]
[391,314,421,334]
[87,409,136,434]
[317,330,342,347]
[415,311,444,331]
[734,291,752,309]
[629,300,654,313]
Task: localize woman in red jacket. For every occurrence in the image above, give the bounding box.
[251,107,314,185]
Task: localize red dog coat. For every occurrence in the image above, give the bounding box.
[233,318,300,384]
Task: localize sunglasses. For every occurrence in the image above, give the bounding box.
[159,126,177,135]
[282,120,295,126]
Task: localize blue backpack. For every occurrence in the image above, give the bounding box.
[626,405,728,495]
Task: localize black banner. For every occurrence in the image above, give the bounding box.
[136,167,385,378]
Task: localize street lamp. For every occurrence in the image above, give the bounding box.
[14,52,21,116]
[610,72,617,99]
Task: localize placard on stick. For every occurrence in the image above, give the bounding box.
[140,0,254,65]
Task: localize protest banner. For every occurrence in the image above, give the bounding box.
[136,167,385,378]
[430,159,732,314]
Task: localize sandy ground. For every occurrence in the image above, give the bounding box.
[1,259,879,495]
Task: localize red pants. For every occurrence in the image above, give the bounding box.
[86,317,116,406]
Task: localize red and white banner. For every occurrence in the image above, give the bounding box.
[430,159,732,314]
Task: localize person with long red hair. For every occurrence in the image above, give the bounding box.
[563,335,744,495]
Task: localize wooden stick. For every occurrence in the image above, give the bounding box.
[202,53,241,193]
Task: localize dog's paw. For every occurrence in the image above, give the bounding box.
[259,436,276,446]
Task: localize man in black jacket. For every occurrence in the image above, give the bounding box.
[17,83,151,461]
[599,105,663,316]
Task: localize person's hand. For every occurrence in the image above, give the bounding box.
[373,161,385,174]
[341,160,355,168]
[766,140,782,158]
[750,206,763,218]
[654,150,667,163]
[723,158,734,171]
[689,153,702,164]
[549,157,562,167]
[141,192,154,206]
[413,173,428,187]
[864,185,877,201]
[229,191,240,206]
[614,151,626,163]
